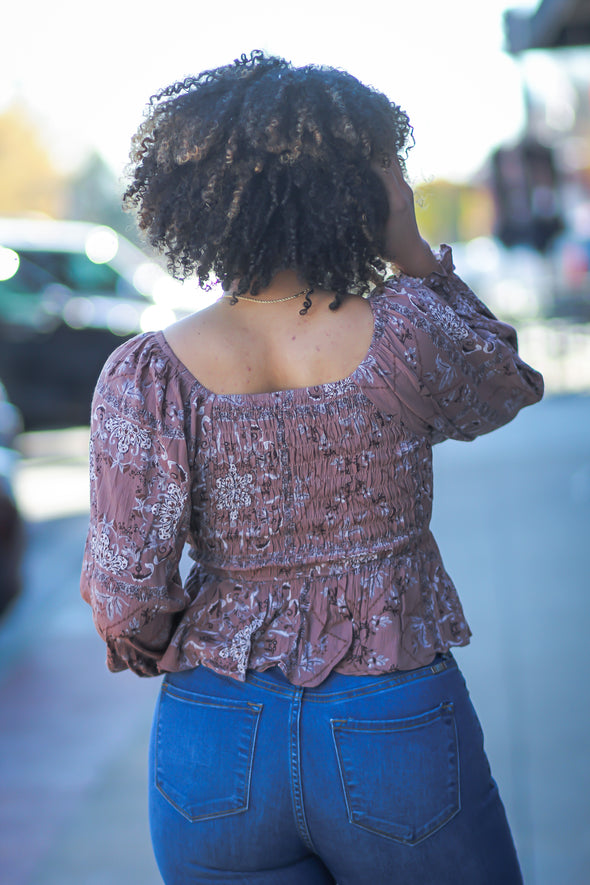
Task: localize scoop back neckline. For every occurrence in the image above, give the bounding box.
[156,293,386,402]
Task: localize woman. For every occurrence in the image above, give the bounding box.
[81,51,543,884]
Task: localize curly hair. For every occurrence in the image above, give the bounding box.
[124,51,413,310]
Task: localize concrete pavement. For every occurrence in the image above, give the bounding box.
[1,393,589,885]
[432,394,590,885]
[0,513,161,884]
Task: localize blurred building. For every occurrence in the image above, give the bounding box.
[505,0,590,52]
[496,0,590,317]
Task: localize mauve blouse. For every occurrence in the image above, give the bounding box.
[80,246,543,686]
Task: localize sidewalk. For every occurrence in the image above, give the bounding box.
[1,394,589,885]
[0,514,161,884]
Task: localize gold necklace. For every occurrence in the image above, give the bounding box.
[223,287,312,304]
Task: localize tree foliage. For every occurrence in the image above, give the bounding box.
[415,179,494,245]
[0,103,64,217]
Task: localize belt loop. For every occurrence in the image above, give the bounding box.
[430,656,447,674]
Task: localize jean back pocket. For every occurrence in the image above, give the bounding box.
[331,701,460,844]
[155,682,262,822]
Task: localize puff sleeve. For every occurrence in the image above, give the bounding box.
[80,333,199,675]
[364,245,544,442]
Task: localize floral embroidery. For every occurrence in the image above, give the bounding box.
[104,416,152,455]
[152,482,188,541]
[430,354,457,389]
[410,291,471,343]
[317,379,356,397]
[213,462,254,520]
[366,653,390,668]
[219,616,264,674]
[90,530,129,573]
[93,587,126,621]
[404,346,418,369]
[88,436,96,482]
[80,252,543,683]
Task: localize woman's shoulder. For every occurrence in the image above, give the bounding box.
[93,329,205,429]
[99,330,161,374]
[98,329,201,389]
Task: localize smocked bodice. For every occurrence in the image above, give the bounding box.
[81,247,543,684]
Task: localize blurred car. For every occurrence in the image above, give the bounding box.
[0,218,217,429]
[0,379,24,616]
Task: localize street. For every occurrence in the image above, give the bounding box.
[0,393,589,885]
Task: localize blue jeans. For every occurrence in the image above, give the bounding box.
[149,654,523,884]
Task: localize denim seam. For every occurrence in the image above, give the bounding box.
[330,700,454,732]
[154,694,263,823]
[244,679,295,698]
[288,688,316,853]
[349,804,461,846]
[246,654,455,702]
[162,683,264,712]
[304,659,455,703]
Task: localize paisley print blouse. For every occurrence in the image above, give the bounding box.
[80,247,543,686]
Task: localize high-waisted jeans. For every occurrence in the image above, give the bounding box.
[148,654,523,884]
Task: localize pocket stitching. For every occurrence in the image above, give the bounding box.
[331,701,460,845]
[155,691,263,822]
[162,682,263,712]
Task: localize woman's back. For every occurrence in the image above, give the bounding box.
[80,246,543,684]
[80,52,541,884]
[163,276,375,396]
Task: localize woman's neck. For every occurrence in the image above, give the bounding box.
[227,270,313,303]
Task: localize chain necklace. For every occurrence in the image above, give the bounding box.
[223,287,313,304]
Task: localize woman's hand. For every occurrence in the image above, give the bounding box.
[373,159,440,278]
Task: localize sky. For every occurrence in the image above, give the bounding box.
[3,0,541,185]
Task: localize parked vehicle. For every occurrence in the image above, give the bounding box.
[0,218,216,429]
[0,380,24,616]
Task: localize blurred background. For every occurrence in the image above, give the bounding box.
[0,1,589,883]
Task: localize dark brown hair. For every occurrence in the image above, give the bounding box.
[124,51,413,309]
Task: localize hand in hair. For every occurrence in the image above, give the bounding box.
[374,159,439,278]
